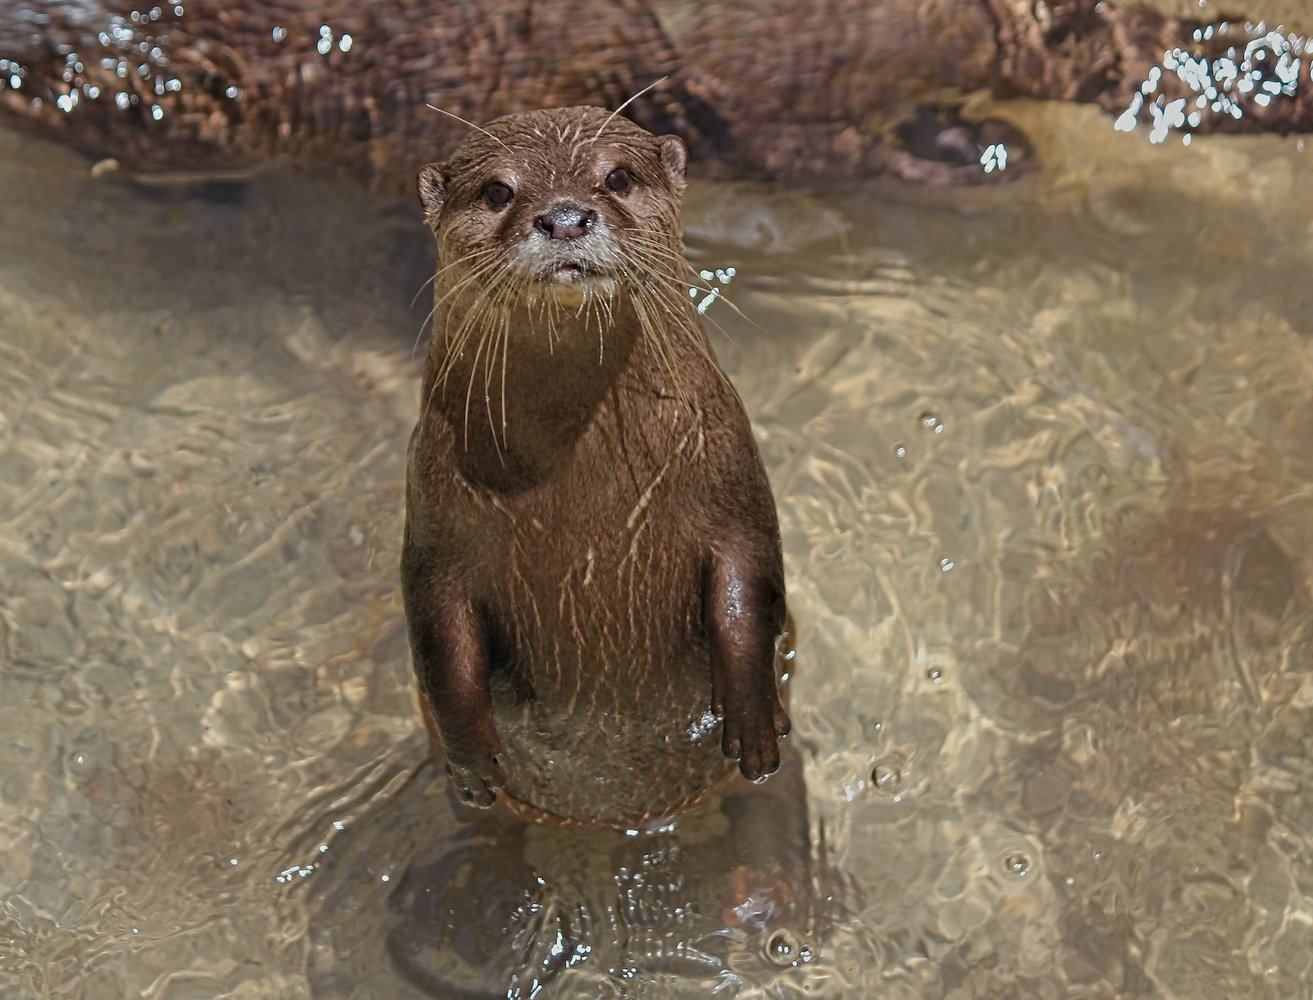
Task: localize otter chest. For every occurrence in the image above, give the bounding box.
[480,421,711,702]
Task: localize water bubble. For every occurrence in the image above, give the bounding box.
[927,667,944,683]
[1004,852,1031,878]
[765,929,801,966]
[275,864,315,884]
[938,555,955,572]
[893,443,907,459]
[872,762,901,791]
[980,142,1007,173]
[918,411,944,434]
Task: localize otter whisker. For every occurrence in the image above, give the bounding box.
[409,271,437,310]
[618,229,758,327]
[412,241,497,308]
[425,103,514,153]
[650,270,742,349]
[419,272,504,431]
[413,249,503,359]
[461,286,506,452]
[544,296,559,354]
[643,314,692,411]
[434,263,506,426]
[480,318,507,462]
[596,293,606,366]
[590,76,669,144]
[428,258,508,387]
[498,303,512,450]
[621,268,688,409]
[440,256,511,342]
[434,251,505,318]
[483,271,524,454]
[632,267,734,392]
[421,251,502,335]
[620,239,750,367]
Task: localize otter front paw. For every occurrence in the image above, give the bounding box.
[444,751,508,808]
[720,696,791,782]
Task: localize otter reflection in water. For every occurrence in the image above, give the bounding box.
[400,106,792,828]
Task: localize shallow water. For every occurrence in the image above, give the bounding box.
[2,99,1313,999]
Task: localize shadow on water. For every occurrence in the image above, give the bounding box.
[304,747,837,999]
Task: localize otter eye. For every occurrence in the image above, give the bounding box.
[483,180,514,209]
[605,167,632,196]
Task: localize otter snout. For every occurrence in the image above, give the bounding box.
[534,202,597,241]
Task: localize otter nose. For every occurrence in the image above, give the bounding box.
[533,203,597,241]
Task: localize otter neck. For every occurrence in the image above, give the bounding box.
[425,287,650,492]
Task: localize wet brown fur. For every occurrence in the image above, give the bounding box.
[401,106,790,827]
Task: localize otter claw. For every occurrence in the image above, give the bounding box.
[721,705,790,781]
[444,753,507,808]
[736,738,781,782]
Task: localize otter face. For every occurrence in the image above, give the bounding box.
[417,106,688,299]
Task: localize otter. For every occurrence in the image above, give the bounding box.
[400,106,791,827]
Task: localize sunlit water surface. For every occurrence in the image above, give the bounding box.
[2,101,1313,998]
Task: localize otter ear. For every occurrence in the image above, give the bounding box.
[417,163,447,225]
[656,135,687,190]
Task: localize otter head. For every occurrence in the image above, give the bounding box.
[417,106,689,308]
